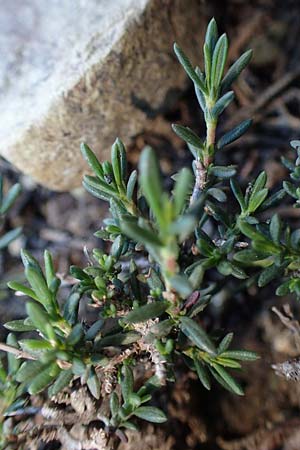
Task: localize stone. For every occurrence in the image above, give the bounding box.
[0,0,204,190]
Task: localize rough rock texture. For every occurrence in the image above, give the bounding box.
[0,0,204,190]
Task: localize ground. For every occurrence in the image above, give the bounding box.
[2,0,300,448]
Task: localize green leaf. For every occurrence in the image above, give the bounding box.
[173,168,193,215]
[269,214,281,244]
[81,143,104,179]
[174,43,207,94]
[44,250,56,288]
[16,361,45,383]
[120,216,162,248]
[194,358,211,390]
[217,119,252,150]
[126,170,137,200]
[221,49,253,92]
[0,183,21,215]
[139,147,164,225]
[211,364,244,395]
[221,350,259,361]
[111,138,126,191]
[247,188,268,213]
[122,421,139,431]
[7,281,39,301]
[211,34,228,89]
[48,369,73,397]
[0,227,22,250]
[4,319,36,332]
[211,91,234,119]
[259,189,286,211]
[172,124,203,150]
[19,339,53,356]
[283,181,298,199]
[82,177,111,202]
[205,18,218,54]
[251,171,267,198]
[28,363,59,395]
[133,406,167,423]
[95,331,140,349]
[6,333,20,375]
[210,165,236,178]
[87,367,101,399]
[147,319,174,340]
[110,392,120,417]
[169,274,193,298]
[26,302,54,338]
[218,333,234,354]
[121,365,134,402]
[66,324,84,346]
[207,187,227,203]
[124,301,168,324]
[25,265,53,308]
[63,291,81,326]
[258,264,280,287]
[180,317,216,355]
[230,179,246,211]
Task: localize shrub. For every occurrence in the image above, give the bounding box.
[1,17,299,449]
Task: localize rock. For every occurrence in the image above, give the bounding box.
[0,0,204,191]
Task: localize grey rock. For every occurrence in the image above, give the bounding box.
[0,0,204,190]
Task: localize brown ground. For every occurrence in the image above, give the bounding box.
[2,0,300,448]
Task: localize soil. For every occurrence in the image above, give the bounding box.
[2,0,300,449]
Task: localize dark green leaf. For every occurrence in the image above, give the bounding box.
[124,301,168,324]
[210,165,236,178]
[194,358,211,390]
[217,119,252,150]
[28,363,59,395]
[211,34,228,88]
[133,406,167,423]
[87,367,101,399]
[221,350,259,361]
[211,91,234,119]
[218,333,233,354]
[221,49,252,92]
[48,369,73,397]
[4,319,36,332]
[63,291,81,326]
[0,227,22,250]
[230,178,246,211]
[180,317,216,355]
[172,124,202,149]
[126,170,137,200]
[173,168,193,215]
[81,143,104,179]
[121,365,134,402]
[169,274,193,298]
[269,214,281,244]
[110,392,120,417]
[95,331,140,349]
[0,183,21,215]
[211,364,244,395]
[174,43,207,94]
[258,264,280,287]
[139,146,164,225]
[16,361,45,383]
[120,216,162,248]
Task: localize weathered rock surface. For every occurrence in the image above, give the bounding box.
[0,0,204,190]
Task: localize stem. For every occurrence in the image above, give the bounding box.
[0,343,36,360]
[190,120,216,205]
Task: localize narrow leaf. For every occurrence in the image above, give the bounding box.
[180,317,216,355]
